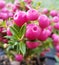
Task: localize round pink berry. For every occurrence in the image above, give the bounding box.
[24,0,32,4]
[42,8,49,14]
[26,41,40,49]
[55,45,59,51]
[7,27,12,36]
[38,29,51,41]
[15,54,23,61]
[50,10,57,17]
[52,16,59,23]
[26,24,41,40]
[27,9,39,21]
[38,15,50,29]
[54,22,59,30]
[14,11,28,27]
[0,0,5,9]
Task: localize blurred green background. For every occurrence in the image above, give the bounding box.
[5,0,59,10]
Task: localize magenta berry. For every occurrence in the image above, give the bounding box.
[27,9,39,21]
[26,41,40,49]
[0,37,3,42]
[38,15,50,29]
[52,34,59,43]
[14,11,28,27]
[24,0,32,4]
[55,45,59,52]
[26,24,41,40]
[7,27,12,36]
[47,25,53,32]
[52,16,59,23]
[54,22,59,30]
[40,52,45,57]
[0,0,5,9]
[42,8,49,14]
[50,10,57,17]
[1,12,9,20]
[38,29,51,41]
[15,54,23,61]
[3,38,8,43]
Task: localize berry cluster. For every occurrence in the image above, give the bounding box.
[0,0,59,62]
[0,27,8,44]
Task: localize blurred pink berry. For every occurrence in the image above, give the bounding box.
[42,8,49,14]
[52,34,59,43]
[47,25,53,32]
[38,15,50,29]
[54,22,59,30]
[52,16,59,23]
[55,45,59,51]
[15,54,23,61]
[38,29,51,41]
[24,0,32,4]
[40,52,45,57]
[7,27,12,36]
[1,12,9,20]
[26,24,41,40]
[26,41,40,49]
[1,7,9,13]
[14,11,28,27]
[50,10,57,17]
[0,37,3,42]
[27,9,39,21]
[3,38,8,43]
[0,0,5,9]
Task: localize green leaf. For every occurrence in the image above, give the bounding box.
[8,41,14,45]
[55,56,59,62]
[20,24,26,38]
[20,41,26,55]
[5,36,12,39]
[10,26,20,39]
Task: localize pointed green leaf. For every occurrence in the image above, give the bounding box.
[20,25,26,38]
[20,41,26,55]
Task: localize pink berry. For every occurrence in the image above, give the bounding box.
[38,29,51,41]
[8,12,13,17]
[54,22,59,30]
[27,9,39,21]
[7,27,12,36]
[56,52,59,57]
[40,52,45,57]
[55,45,59,51]
[24,0,32,4]
[15,54,23,61]
[52,34,59,43]
[26,41,40,49]
[26,24,41,40]
[42,8,49,14]
[3,38,8,43]
[52,34,57,39]
[0,0,5,9]
[38,15,50,29]
[1,12,9,20]
[0,37,3,42]
[14,11,28,27]
[50,10,57,17]
[47,25,53,32]
[53,42,58,46]
[52,16,59,23]
[1,7,9,13]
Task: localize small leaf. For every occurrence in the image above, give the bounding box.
[55,56,59,62]
[10,26,19,39]
[20,25,26,38]
[20,41,26,55]
[5,36,12,39]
